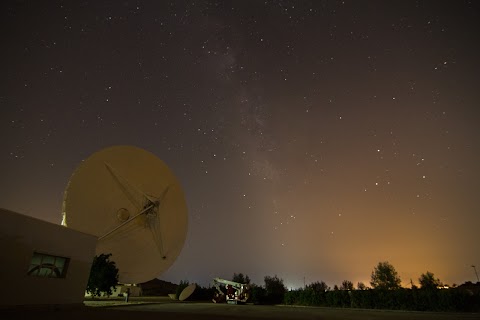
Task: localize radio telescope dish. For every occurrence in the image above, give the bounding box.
[179,283,197,301]
[62,145,188,284]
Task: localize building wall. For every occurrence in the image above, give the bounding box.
[0,208,97,307]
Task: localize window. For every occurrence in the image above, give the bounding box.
[27,252,70,278]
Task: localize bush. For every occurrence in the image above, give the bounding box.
[350,289,374,309]
[86,253,119,298]
[297,286,480,311]
[250,285,267,304]
[325,290,350,307]
[264,275,286,304]
[190,285,216,301]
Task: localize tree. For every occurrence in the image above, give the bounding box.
[250,285,267,304]
[370,261,401,290]
[410,278,418,289]
[357,282,366,290]
[340,280,354,290]
[86,253,119,297]
[264,275,286,304]
[232,272,251,284]
[419,271,442,290]
[308,281,330,293]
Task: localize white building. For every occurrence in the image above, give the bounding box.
[0,208,97,307]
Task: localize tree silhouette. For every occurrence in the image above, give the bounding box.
[370,261,401,290]
[264,275,286,304]
[86,253,119,297]
[357,282,367,290]
[232,272,251,284]
[308,281,330,293]
[419,271,442,290]
[340,280,354,290]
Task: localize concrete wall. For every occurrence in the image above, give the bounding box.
[0,208,97,307]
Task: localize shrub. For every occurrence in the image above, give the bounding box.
[250,285,267,304]
[264,275,286,304]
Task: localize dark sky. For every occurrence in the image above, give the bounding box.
[1,0,480,288]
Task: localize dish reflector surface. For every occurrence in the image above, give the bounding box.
[179,283,197,301]
[62,145,188,284]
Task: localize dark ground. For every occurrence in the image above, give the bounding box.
[1,297,479,320]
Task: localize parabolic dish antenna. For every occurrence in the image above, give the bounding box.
[179,283,197,301]
[62,145,188,284]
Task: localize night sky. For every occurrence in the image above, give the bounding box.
[1,1,480,289]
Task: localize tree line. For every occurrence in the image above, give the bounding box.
[251,261,480,312]
[85,255,480,311]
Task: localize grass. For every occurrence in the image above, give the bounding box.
[1,298,478,320]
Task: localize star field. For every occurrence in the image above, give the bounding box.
[1,1,479,288]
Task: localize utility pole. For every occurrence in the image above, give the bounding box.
[472,265,480,282]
